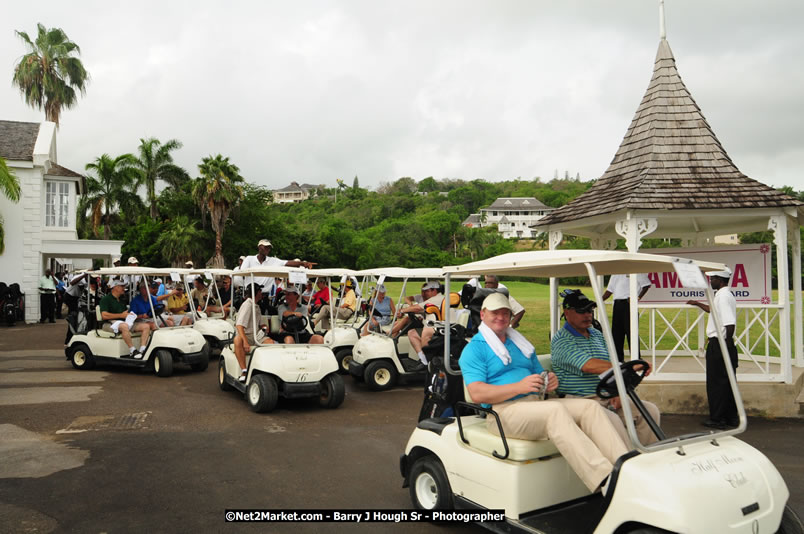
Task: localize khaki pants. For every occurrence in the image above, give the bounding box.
[565,394,661,447]
[314,307,352,330]
[489,396,628,492]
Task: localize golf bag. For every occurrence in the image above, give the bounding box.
[418,323,468,421]
[2,283,24,326]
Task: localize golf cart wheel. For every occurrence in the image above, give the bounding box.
[191,343,210,372]
[154,349,173,377]
[409,456,453,511]
[247,374,278,413]
[777,504,804,534]
[69,344,95,370]
[365,360,398,391]
[218,358,233,391]
[319,373,345,409]
[334,348,352,375]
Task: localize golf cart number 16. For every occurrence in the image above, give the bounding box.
[296,373,308,382]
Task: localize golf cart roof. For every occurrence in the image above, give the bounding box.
[235,266,312,278]
[444,250,726,278]
[354,267,445,279]
[94,266,174,276]
[188,268,233,276]
[306,268,358,278]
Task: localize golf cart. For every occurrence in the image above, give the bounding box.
[310,268,367,373]
[65,267,210,377]
[349,268,469,391]
[219,265,345,413]
[179,268,236,355]
[400,250,801,534]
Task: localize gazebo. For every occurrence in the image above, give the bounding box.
[534,6,803,383]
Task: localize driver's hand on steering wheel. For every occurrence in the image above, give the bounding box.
[634,362,651,378]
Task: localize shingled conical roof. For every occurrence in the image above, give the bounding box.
[536,39,802,227]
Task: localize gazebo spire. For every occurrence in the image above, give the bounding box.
[659,0,667,40]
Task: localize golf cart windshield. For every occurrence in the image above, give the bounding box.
[442,249,740,453]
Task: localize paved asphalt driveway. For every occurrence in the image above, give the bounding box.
[0,322,801,533]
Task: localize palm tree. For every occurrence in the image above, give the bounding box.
[12,23,89,126]
[133,137,189,219]
[156,215,207,266]
[83,154,139,239]
[192,155,244,267]
[0,157,21,254]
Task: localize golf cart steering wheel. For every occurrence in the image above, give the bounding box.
[281,314,308,333]
[596,359,650,399]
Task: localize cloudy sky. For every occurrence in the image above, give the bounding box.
[1,0,802,191]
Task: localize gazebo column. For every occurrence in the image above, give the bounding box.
[548,230,563,337]
[616,215,657,360]
[769,215,792,383]
[789,221,803,367]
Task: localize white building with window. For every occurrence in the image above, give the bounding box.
[463,197,555,238]
[272,181,321,203]
[0,120,123,323]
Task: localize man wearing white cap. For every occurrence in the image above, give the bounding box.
[404,281,444,366]
[184,261,197,285]
[232,256,246,288]
[687,268,739,429]
[459,293,627,494]
[122,256,141,289]
[240,239,314,312]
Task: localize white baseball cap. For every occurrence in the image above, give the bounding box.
[109,279,126,288]
[127,256,139,264]
[482,292,512,312]
[710,267,732,279]
[423,281,440,291]
[185,260,194,266]
[112,256,121,264]
[258,239,272,247]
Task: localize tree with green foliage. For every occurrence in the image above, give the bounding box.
[0,157,21,254]
[83,154,140,239]
[156,215,208,266]
[133,137,189,219]
[192,154,244,267]
[12,23,89,126]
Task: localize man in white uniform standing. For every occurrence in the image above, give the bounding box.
[240,239,314,313]
[687,268,738,430]
[602,274,651,362]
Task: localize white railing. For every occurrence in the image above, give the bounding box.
[620,303,788,383]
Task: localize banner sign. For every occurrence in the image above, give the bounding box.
[639,244,772,304]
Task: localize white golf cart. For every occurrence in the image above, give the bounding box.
[65,267,210,377]
[179,268,235,355]
[349,268,469,391]
[400,250,801,534]
[310,268,368,374]
[218,266,345,413]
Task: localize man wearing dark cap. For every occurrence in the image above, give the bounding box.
[551,289,661,447]
[459,293,626,494]
[687,268,739,429]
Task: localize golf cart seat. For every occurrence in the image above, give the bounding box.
[460,378,559,461]
[95,306,142,340]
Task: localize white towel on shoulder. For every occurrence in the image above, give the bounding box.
[478,322,535,365]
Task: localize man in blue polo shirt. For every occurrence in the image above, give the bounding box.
[552,289,661,447]
[459,293,627,494]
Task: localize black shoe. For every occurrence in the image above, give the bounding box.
[702,419,727,429]
[410,362,427,372]
[49,319,56,323]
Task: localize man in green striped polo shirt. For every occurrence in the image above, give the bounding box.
[551,289,661,447]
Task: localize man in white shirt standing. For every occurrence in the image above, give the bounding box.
[687,268,738,430]
[602,274,651,362]
[240,239,314,313]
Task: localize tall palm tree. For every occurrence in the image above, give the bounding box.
[12,23,89,127]
[192,155,244,268]
[83,154,139,239]
[133,137,189,219]
[0,157,21,255]
[156,215,207,267]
